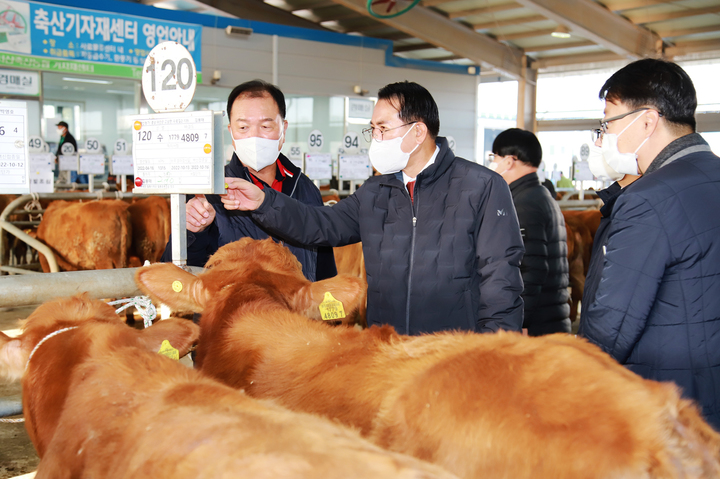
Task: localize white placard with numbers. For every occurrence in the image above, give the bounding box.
[339,154,371,180]
[79,154,106,175]
[0,100,30,194]
[307,130,324,153]
[446,136,457,153]
[304,153,333,180]
[28,135,46,153]
[142,42,198,113]
[132,110,225,194]
[342,131,360,154]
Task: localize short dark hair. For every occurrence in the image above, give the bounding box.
[377,81,440,138]
[599,58,697,132]
[226,80,286,120]
[56,121,69,128]
[492,128,542,167]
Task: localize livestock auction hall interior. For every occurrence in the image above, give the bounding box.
[2,0,720,477]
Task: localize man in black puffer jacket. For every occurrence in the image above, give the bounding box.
[221,81,524,336]
[580,59,720,430]
[490,129,570,335]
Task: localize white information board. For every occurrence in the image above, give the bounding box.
[112,156,134,176]
[575,160,594,181]
[132,110,225,194]
[339,154,371,180]
[58,155,78,171]
[29,153,55,172]
[304,153,333,180]
[0,100,30,194]
[30,171,54,193]
[79,154,106,175]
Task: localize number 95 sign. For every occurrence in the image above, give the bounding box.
[141,41,197,113]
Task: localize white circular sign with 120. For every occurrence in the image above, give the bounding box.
[141,41,197,113]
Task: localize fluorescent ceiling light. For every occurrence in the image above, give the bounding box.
[106,89,134,95]
[62,77,113,85]
[551,25,571,39]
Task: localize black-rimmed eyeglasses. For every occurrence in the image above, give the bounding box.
[591,107,662,142]
[362,122,417,143]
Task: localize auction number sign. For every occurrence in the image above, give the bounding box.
[0,100,30,194]
[132,111,218,193]
[111,139,134,176]
[141,42,197,113]
[308,129,324,152]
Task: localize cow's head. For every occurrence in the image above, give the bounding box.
[135,238,366,321]
[0,294,200,383]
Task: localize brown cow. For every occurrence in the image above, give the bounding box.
[36,199,132,271]
[127,196,171,264]
[0,295,457,479]
[136,238,720,479]
[562,209,602,321]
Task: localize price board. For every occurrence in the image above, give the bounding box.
[132,110,225,194]
[339,154,371,180]
[79,154,106,175]
[304,153,332,180]
[0,100,30,194]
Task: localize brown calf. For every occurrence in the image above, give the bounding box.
[0,294,454,479]
[136,238,720,479]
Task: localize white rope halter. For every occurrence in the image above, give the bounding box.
[25,326,78,372]
[107,296,157,328]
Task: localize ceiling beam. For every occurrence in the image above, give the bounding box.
[194,0,328,29]
[291,0,337,10]
[496,27,555,40]
[524,40,595,53]
[534,51,623,69]
[448,2,522,20]
[420,0,461,7]
[665,39,720,58]
[657,25,720,39]
[393,42,436,52]
[629,5,720,25]
[602,0,670,12]
[513,0,661,59]
[329,0,525,78]
[472,15,547,30]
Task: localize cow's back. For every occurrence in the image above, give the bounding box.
[37,200,132,271]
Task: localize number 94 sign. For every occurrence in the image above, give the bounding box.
[141,41,197,113]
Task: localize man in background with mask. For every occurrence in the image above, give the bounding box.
[55,121,81,184]
[579,59,720,430]
[220,81,524,335]
[490,128,570,336]
[161,79,336,282]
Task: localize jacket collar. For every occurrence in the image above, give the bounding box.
[597,181,623,218]
[508,172,540,197]
[644,132,712,175]
[382,137,455,188]
[226,153,301,196]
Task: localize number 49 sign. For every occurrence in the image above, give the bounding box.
[141,42,197,113]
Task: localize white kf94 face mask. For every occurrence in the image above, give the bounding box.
[589,110,650,178]
[368,123,419,175]
[233,132,283,172]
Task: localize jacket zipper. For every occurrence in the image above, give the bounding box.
[406,183,418,335]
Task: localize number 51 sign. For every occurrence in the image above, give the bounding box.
[141,42,197,113]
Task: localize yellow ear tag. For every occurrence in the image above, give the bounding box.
[158,340,180,360]
[319,292,346,321]
[172,280,183,293]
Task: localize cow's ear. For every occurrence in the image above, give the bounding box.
[294,275,365,320]
[135,264,208,313]
[0,333,25,382]
[137,318,200,357]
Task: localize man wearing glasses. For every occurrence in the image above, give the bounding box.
[224,81,524,335]
[579,58,720,430]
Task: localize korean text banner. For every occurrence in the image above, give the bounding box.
[0,0,202,79]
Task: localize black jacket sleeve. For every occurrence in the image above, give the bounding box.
[160,222,219,267]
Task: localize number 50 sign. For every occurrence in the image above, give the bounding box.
[141,42,197,113]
